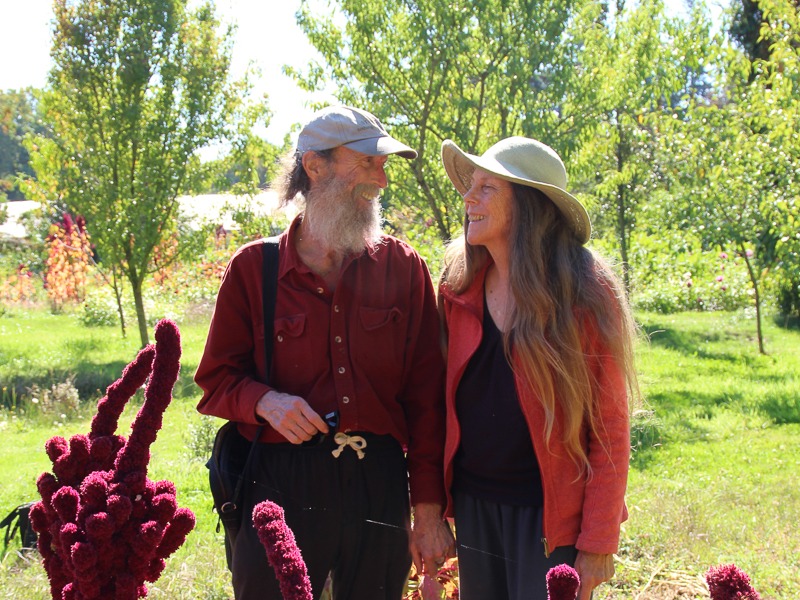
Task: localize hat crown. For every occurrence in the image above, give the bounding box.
[296,105,417,159]
[483,136,567,191]
[297,106,387,153]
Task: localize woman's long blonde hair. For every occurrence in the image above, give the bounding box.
[443,184,639,477]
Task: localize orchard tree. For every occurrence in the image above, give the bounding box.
[26,0,270,346]
[659,0,799,353]
[292,0,590,242]
[566,0,718,293]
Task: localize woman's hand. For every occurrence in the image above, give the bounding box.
[574,551,614,599]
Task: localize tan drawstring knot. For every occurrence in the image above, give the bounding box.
[331,432,367,459]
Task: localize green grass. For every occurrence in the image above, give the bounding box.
[0,306,210,406]
[1,308,799,599]
[604,311,800,599]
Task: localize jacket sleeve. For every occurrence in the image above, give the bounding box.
[195,242,273,425]
[576,314,631,554]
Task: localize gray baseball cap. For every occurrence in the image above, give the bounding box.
[297,105,417,159]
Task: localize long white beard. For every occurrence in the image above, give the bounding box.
[304,176,384,255]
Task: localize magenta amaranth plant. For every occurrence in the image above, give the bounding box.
[252,500,312,600]
[28,319,195,600]
[547,564,580,600]
[706,564,762,600]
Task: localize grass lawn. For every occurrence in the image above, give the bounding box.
[1,307,798,599]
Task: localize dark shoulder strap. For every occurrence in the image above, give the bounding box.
[233,237,279,498]
[261,237,280,384]
[220,238,279,522]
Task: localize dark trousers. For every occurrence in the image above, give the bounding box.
[453,491,579,600]
[232,434,412,600]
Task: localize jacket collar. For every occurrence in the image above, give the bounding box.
[441,257,493,320]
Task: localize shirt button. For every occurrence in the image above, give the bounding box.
[277,335,284,342]
[342,396,350,404]
[334,305,340,312]
[338,367,346,374]
[317,287,324,294]
[335,336,342,343]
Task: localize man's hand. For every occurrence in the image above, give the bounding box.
[255,390,329,444]
[409,503,456,576]
[574,551,614,600]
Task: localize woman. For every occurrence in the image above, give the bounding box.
[438,136,638,600]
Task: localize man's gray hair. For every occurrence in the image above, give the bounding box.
[272,149,335,207]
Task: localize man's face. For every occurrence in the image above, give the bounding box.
[303,146,388,254]
[324,146,389,209]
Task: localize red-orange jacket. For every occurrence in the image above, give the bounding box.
[440,263,630,555]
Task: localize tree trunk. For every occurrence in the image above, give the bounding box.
[617,182,630,295]
[132,277,150,348]
[111,268,127,339]
[616,121,631,295]
[741,245,766,355]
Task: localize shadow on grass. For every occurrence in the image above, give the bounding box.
[761,391,800,424]
[2,361,201,410]
[641,322,750,362]
[771,314,800,331]
[630,411,665,470]
[645,388,747,413]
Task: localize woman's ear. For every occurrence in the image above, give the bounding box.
[302,151,330,184]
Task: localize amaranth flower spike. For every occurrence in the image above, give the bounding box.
[29,319,195,600]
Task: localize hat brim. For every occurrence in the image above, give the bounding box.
[441,140,591,244]
[344,136,417,159]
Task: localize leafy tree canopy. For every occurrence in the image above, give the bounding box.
[24,0,273,346]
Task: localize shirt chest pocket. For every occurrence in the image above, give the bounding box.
[273,314,311,375]
[355,306,407,373]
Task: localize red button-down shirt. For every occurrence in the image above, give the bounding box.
[195,216,447,505]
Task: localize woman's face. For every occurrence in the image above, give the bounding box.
[463,168,514,251]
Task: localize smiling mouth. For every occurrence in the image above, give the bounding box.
[468,215,485,222]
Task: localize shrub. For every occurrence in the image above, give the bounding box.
[80,286,186,328]
[624,232,754,313]
[26,377,82,422]
[184,416,218,461]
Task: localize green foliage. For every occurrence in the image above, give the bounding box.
[567,0,721,291]
[23,0,271,346]
[184,415,219,461]
[653,0,800,352]
[620,231,754,313]
[294,0,592,241]
[0,89,45,200]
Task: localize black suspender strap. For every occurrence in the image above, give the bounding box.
[231,237,279,505]
[260,237,280,383]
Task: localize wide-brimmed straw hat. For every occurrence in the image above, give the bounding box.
[297,105,417,159]
[441,137,591,243]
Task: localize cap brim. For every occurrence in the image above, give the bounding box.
[344,136,417,159]
[441,139,591,244]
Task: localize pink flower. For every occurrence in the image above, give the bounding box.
[716,276,724,282]
[706,564,761,600]
[252,501,313,600]
[546,564,580,600]
[719,252,728,259]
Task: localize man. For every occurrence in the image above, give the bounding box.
[195,105,454,600]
